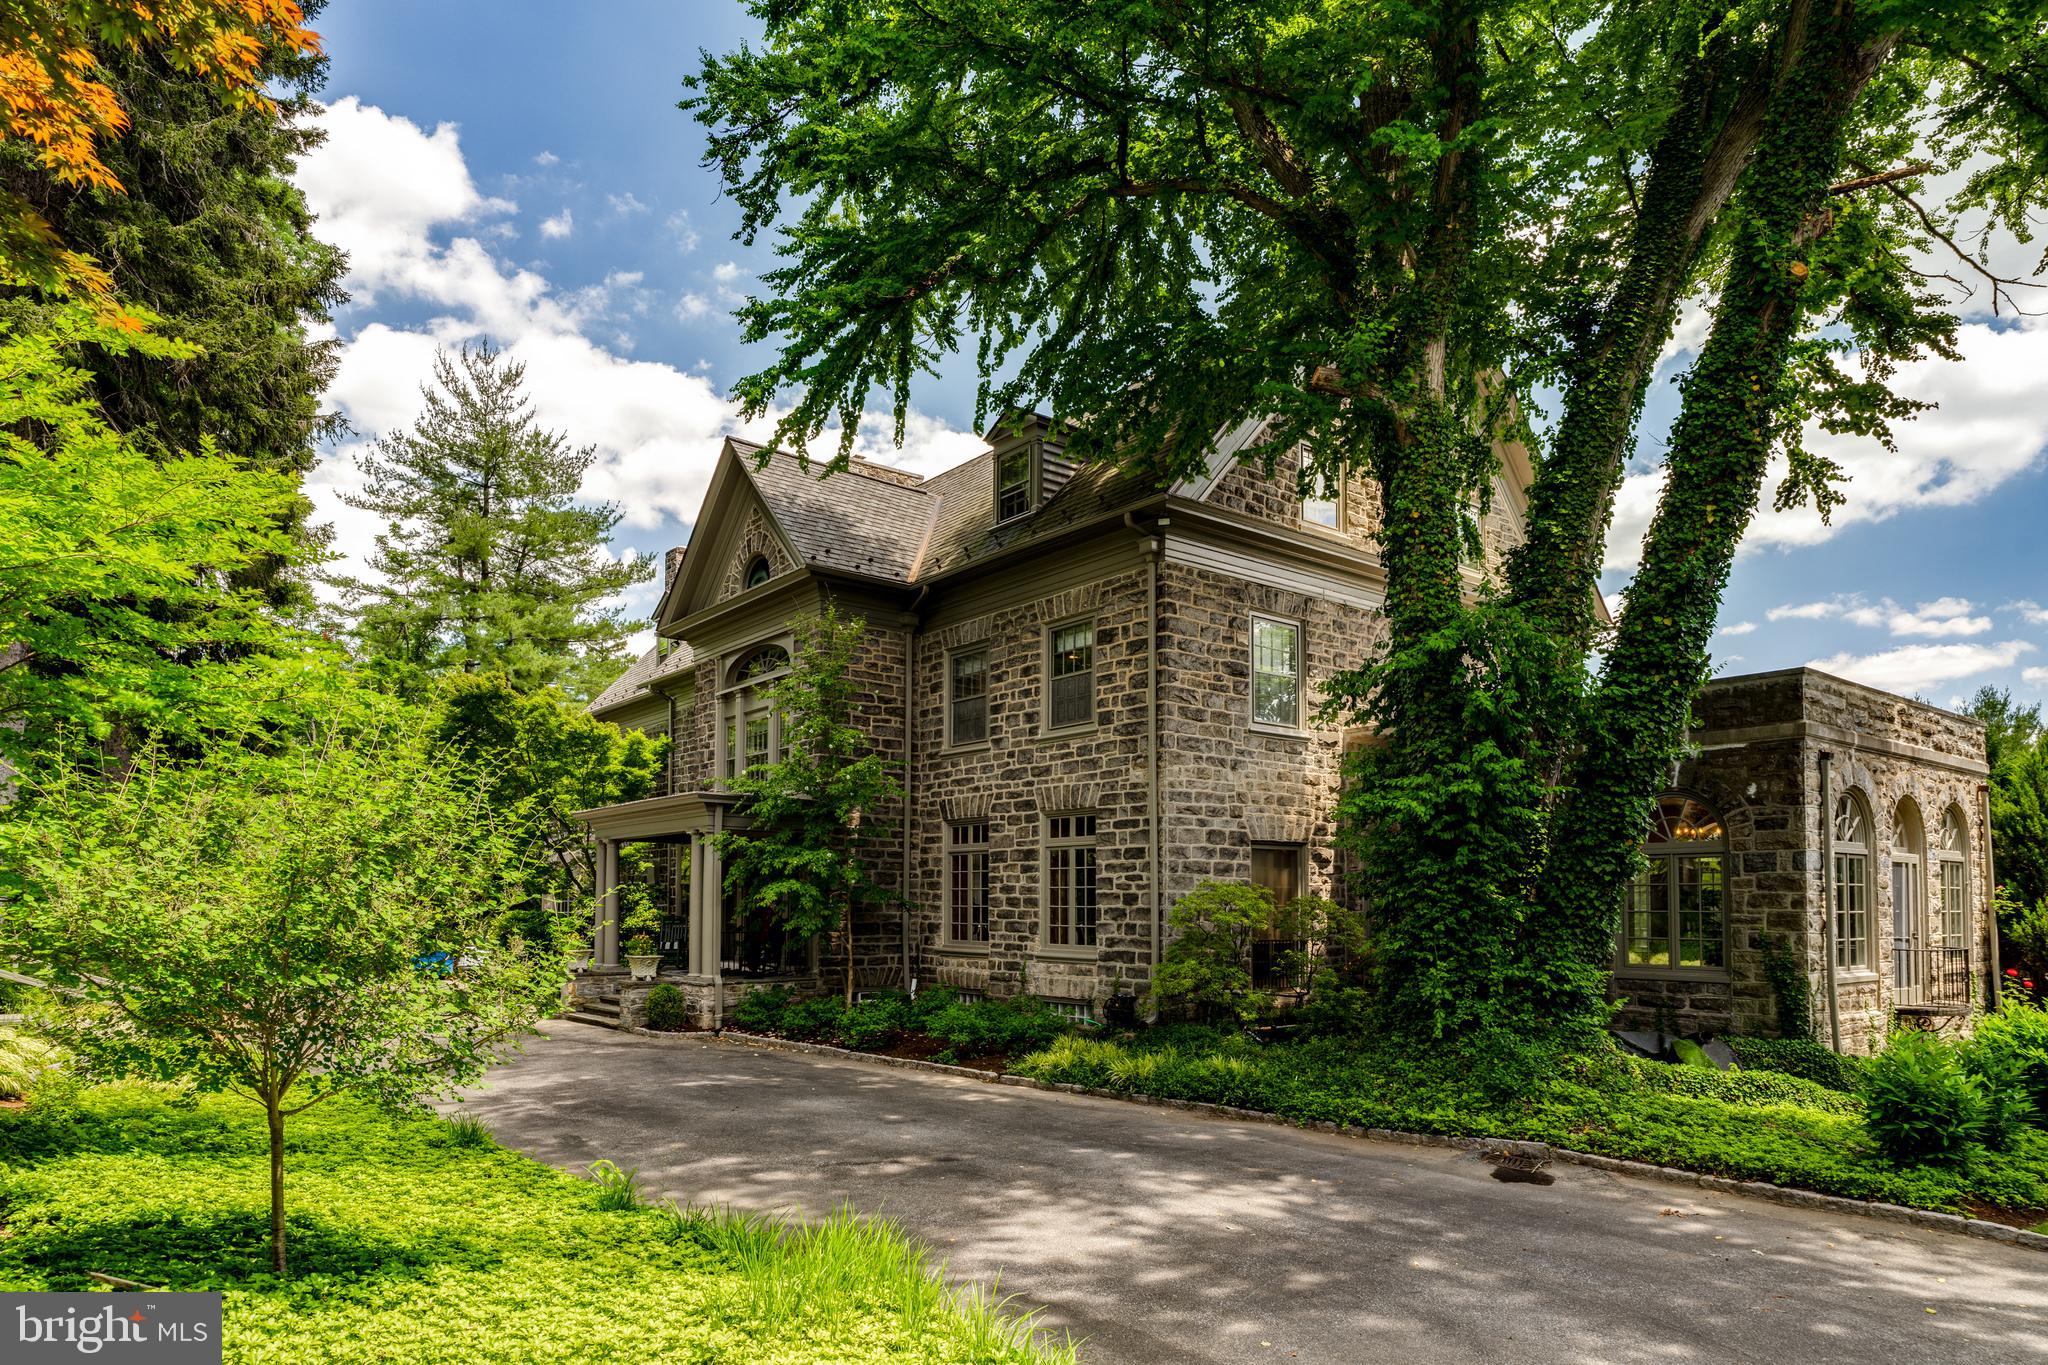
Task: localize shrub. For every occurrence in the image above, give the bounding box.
[1149,882,1271,1025]
[1623,1054,1863,1118]
[0,1027,59,1101]
[643,983,689,1033]
[1960,1033,2033,1151]
[780,996,852,1043]
[1760,935,1814,1041]
[1294,983,1373,1041]
[1969,1003,2048,1123]
[623,933,656,957]
[922,994,1071,1058]
[729,985,797,1034]
[1860,1030,1987,1163]
[840,994,910,1051]
[1725,1036,1865,1093]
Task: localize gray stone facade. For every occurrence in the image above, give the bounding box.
[579,415,1991,1048]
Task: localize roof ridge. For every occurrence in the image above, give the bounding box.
[732,436,942,496]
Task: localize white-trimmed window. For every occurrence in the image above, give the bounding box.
[1833,792,1873,971]
[1044,813,1098,949]
[1302,477,1341,530]
[1935,806,1969,950]
[1623,795,1726,971]
[947,822,991,945]
[996,444,1033,522]
[721,642,790,780]
[948,647,989,746]
[1251,616,1303,728]
[1047,620,1095,730]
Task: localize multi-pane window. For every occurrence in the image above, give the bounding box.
[1048,621,1095,729]
[722,642,790,779]
[948,822,991,944]
[1623,795,1726,970]
[1045,814,1098,949]
[949,648,989,746]
[1833,793,1872,970]
[1935,807,1969,949]
[1250,843,1305,989]
[1251,617,1303,728]
[1302,482,1340,529]
[996,444,1032,521]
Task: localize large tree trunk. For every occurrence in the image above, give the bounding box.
[1522,4,1900,1022]
[1505,11,1798,648]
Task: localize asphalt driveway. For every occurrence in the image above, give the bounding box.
[450,1022,2048,1364]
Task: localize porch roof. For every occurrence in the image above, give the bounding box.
[573,789,748,841]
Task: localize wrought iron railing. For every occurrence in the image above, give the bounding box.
[1893,946,1974,1011]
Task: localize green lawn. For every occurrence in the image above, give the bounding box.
[0,1084,1073,1364]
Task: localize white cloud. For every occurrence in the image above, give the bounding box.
[533,150,559,167]
[712,260,743,283]
[665,210,700,253]
[675,291,712,322]
[540,208,574,239]
[1605,323,2048,573]
[2025,666,2048,686]
[2008,599,2048,626]
[607,192,648,217]
[295,99,977,588]
[1888,596,1992,638]
[1808,640,2036,694]
[1719,620,1757,636]
[1766,596,1886,627]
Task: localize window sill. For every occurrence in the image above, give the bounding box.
[1039,722,1100,741]
[1034,946,1101,962]
[1835,970,1880,984]
[1615,967,1732,984]
[934,942,991,956]
[1248,721,1311,741]
[940,740,992,757]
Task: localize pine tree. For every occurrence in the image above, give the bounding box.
[339,343,653,695]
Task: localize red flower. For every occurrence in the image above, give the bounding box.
[2008,967,2022,977]
[2027,980,2038,991]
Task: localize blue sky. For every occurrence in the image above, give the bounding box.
[301,3,2048,708]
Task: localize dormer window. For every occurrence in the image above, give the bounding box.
[744,555,773,590]
[995,443,1033,522]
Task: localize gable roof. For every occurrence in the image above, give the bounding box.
[589,640,697,718]
[727,438,940,584]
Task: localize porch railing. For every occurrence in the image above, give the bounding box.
[1893,946,1974,1012]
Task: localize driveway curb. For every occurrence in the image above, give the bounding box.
[670,1025,2048,1254]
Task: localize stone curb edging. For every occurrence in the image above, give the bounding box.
[691,1026,2048,1254]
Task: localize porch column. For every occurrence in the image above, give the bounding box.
[690,832,724,979]
[594,838,621,968]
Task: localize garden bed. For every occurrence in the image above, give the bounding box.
[0,1083,1074,1364]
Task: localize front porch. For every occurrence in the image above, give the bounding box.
[569,790,818,1029]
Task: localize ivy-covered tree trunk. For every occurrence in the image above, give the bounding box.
[1524,5,1901,1021]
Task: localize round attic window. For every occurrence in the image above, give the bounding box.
[744,555,772,589]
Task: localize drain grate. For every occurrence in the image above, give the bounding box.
[1483,1147,1555,1186]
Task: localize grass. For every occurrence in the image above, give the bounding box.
[1010,1030,2048,1220]
[0,1084,1075,1365]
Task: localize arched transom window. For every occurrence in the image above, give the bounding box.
[1623,796,1726,971]
[1832,793,1873,970]
[744,555,773,590]
[1935,807,1969,950]
[721,642,791,780]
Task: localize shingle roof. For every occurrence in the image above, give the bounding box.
[729,439,941,583]
[917,453,1165,578]
[588,640,697,717]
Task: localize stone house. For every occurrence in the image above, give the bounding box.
[571,416,1996,1051]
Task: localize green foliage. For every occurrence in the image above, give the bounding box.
[729,987,1074,1060]
[715,608,904,1005]
[1149,883,1275,1027]
[0,6,343,605]
[335,343,654,697]
[1294,984,1375,1041]
[1725,1037,1866,1094]
[642,983,689,1033]
[0,304,300,765]
[1760,937,1815,1042]
[2000,892,2048,1008]
[0,1087,1073,1362]
[432,671,666,924]
[441,1112,495,1149]
[1859,1030,1987,1164]
[585,1159,643,1211]
[730,985,799,1035]
[1968,1004,2048,1124]
[0,1026,60,1100]
[1013,1031,2048,1215]
[1671,1038,1713,1069]
[0,722,557,1271]
[623,933,656,958]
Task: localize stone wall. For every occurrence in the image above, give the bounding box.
[908,569,1154,1008]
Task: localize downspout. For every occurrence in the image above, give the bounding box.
[1982,781,2001,1011]
[1125,512,1164,997]
[904,586,929,997]
[1819,750,1842,1052]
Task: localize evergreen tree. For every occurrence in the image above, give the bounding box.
[339,343,653,696]
[0,2,343,605]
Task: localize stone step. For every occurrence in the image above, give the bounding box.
[559,1009,625,1031]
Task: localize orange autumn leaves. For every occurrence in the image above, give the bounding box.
[0,0,320,300]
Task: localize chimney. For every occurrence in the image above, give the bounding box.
[664,546,686,586]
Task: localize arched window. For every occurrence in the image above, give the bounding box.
[721,642,791,779]
[744,555,773,590]
[1623,795,1726,971]
[1935,807,1969,950]
[1891,798,1926,994]
[1832,792,1873,971]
